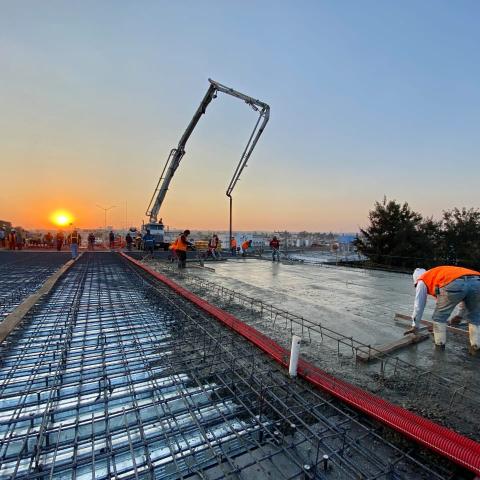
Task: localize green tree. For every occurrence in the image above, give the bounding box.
[355,199,480,270]
[439,208,480,268]
[354,198,432,267]
[417,217,442,264]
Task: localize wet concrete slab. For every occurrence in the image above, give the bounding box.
[189,258,434,345]
[154,258,477,371]
[142,256,480,440]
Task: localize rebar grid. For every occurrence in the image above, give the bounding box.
[0,253,454,479]
[143,259,480,440]
[126,256,455,478]
[0,252,71,318]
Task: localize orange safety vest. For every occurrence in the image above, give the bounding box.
[242,241,249,250]
[175,236,187,252]
[419,266,480,296]
[230,239,237,248]
[169,239,178,250]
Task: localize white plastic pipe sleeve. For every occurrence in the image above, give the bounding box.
[289,335,301,377]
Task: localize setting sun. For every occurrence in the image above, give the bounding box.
[50,210,74,227]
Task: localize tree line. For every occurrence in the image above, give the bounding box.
[353,197,480,271]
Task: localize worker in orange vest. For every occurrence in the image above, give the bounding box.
[230,237,237,256]
[241,239,252,257]
[405,266,480,353]
[175,230,194,268]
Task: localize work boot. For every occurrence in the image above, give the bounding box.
[469,324,480,356]
[433,322,447,349]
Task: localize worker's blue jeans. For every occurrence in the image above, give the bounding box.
[432,276,480,325]
[70,243,78,259]
[272,249,280,261]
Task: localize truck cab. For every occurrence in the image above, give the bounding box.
[142,222,169,250]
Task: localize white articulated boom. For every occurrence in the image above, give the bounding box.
[145,79,270,242]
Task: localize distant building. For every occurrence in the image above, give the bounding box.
[338,233,356,244]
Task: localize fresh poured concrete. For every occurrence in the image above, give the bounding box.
[177,258,477,371]
[192,259,434,345]
[143,256,480,439]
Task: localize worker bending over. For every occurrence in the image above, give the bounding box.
[241,239,252,257]
[208,234,220,260]
[406,266,480,353]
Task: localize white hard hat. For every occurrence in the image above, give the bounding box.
[412,268,426,285]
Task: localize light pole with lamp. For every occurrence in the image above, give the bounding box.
[96,204,116,247]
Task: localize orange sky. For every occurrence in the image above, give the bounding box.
[0,166,367,232]
[2,3,479,232]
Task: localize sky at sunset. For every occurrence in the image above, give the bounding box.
[1,1,479,232]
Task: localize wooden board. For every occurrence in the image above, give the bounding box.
[0,255,80,344]
[394,313,468,336]
[189,264,215,272]
[356,328,430,362]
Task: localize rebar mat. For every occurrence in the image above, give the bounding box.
[0,252,71,318]
[0,253,456,479]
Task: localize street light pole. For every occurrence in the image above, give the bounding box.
[96,204,116,246]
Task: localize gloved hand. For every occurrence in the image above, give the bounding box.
[404,326,419,336]
[448,315,462,326]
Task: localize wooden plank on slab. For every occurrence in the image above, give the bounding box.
[356,329,430,362]
[394,313,468,336]
[189,265,215,272]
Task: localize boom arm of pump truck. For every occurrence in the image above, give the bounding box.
[146,79,270,223]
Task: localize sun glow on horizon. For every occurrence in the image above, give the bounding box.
[50,210,74,227]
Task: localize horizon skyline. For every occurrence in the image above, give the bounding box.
[2,214,360,235]
[3,198,476,235]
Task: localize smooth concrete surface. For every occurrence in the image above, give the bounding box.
[145,257,480,438]
[189,259,434,345]
[181,259,479,379]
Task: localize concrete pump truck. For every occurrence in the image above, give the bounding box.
[143,78,270,250]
